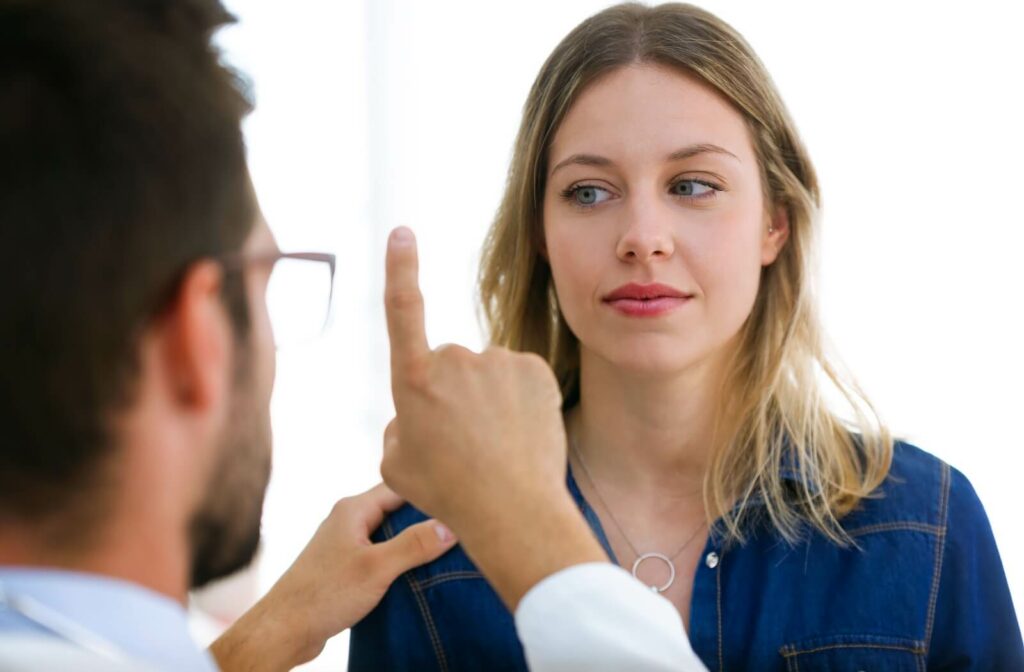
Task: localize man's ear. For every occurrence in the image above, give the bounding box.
[160,260,232,412]
[761,206,790,266]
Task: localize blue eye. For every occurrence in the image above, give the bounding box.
[569,185,612,207]
[576,187,598,205]
[671,180,715,197]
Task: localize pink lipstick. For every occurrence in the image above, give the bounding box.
[603,282,692,317]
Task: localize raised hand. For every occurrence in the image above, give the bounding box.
[379,226,605,609]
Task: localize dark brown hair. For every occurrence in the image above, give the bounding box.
[0,0,254,524]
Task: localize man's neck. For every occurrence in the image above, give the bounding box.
[0,508,192,605]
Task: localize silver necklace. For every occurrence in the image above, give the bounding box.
[571,437,707,593]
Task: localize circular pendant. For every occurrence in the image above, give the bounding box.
[631,552,675,594]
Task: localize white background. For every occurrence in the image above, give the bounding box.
[210,1,1023,668]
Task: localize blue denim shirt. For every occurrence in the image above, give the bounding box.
[349,442,1023,670]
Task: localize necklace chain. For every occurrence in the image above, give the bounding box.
[571,436,707,587]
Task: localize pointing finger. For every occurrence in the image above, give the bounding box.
[384,227,430,394]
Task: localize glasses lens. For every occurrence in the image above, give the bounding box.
[266,257,333,349]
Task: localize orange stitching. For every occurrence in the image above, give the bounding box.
[716,552,724,672]
[405,575,449,672]
[384,519,450,672]
[417,571,485,590]
[923,462,951,653]
[781,642,925,657]
[778,644,791,670]
[845,521,943,537]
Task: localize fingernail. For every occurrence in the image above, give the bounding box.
[391,227,414,246]
[434,523,454,544]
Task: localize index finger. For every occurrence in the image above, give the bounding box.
[384,227,430,387]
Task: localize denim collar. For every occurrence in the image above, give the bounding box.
[565,444,820,548]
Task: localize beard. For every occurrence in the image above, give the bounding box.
[188,350,272,590]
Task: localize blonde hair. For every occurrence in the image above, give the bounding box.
[478,2,893,545]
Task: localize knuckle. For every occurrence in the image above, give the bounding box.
[380,455,398,486]
[385,288,423,311]
[353,547,381,578]
[509,348,548,374]
[519,350,547,368]
[483,345,509,360]
[331,496,353,517]
[433,344,456,363]
[407,526,432,559]
[522,352,555,377]
[480,348,509,371]
[380,463,411,502]
[435,344,477,371]
[399,524,432,561]
[398,359,431,391]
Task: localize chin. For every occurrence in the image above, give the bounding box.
[602,347,707,378]
[585,330,707,374]
[188,430,272,589]
[189,484,267,589]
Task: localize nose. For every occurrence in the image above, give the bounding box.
[615,197,675,263]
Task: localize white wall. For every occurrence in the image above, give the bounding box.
[215,1,1023,668]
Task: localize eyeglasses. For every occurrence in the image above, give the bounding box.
[221,251,336,349]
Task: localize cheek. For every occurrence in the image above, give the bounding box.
[692,211,765,326]
[257,303,275,393]
[544,219,602,327]
[246,279,277,397]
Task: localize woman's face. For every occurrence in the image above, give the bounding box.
[542,64,787,377]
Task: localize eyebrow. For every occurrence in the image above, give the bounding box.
[549,143,740,177]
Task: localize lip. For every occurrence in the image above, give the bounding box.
[602,283,693,317]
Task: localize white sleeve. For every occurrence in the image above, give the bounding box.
[514,563,709,672]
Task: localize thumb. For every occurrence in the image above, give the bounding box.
[373,520,457,581]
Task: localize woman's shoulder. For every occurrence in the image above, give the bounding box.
[841,439,988,535]
[354,503,528,671]
[372,503,486,582]
[764,441,1021,668]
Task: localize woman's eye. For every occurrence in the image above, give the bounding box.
[571,185,612,207]
[671,180,716,198]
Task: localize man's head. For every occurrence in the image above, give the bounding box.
[0,0,275,589]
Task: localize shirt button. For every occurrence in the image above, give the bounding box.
[705,552,720,569]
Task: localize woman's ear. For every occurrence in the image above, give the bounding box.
[761,205,790,266]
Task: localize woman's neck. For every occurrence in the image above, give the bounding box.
[569,348,725,497]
